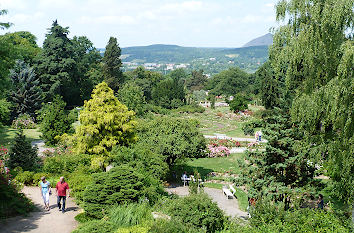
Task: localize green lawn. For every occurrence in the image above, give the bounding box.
[173,106,261,138]
[173,153,244,180]
[0,126,42,147]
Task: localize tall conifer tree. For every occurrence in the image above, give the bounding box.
[102,37,123,92]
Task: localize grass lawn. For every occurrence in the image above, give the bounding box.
[173,153,244,180]
[0,126,42,147]
[173,106,262,138]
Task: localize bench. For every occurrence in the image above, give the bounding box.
[223,185,237,199]
[181,177,191,186]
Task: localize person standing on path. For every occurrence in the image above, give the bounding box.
[39,176,51,211]
[56,177,70,213]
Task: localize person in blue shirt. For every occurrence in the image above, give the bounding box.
[39,176,51,211]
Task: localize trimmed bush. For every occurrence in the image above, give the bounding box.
[67,168,93,204]
[160,194,226,233]
[150,219,205,233]
[8,130,38,171]
[83,166,146,218]
[15,171,34,185]
[0,99,11,125]
[43,154,93,173]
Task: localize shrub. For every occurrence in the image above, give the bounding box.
[83,166,146,218]
[0,173,34,219]
[150,219,205,233]
[229,94,248,113]
[238,202,352,232]
[0,99,11,125]
[11,114,36,129]
[160,194,226,232]
[8,130,38,171]
[175,105,205,113]
[43,153,93,173]
[137,117,206,167]
[15,171,34,185]
[207,145,230,158]
[110,145,168,181]
[116,224,150,233]
[73,220,116,233]
[32,172,49,186]
[67,168,93,204]
[38,95,74,145]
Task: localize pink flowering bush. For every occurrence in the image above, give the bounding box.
[11,114,36,129]
[207,145,231,158]
[0,146,11,181]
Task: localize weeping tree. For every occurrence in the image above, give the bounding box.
[270,0,354,205]
[10,60,42,119]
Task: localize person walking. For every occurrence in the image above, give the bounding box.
[56,176,70,213]
[39,176,51,211]
[317,194,324,210]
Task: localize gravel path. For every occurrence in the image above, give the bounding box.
[204,134,268,143]
[165,186,248,219]
[0,186,79,233]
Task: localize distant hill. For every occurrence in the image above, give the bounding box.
[99,43,269,74]
[243,33,273,48]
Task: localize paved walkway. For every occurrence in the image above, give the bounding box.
[31,140,52,157]
[204,134,268,143]
[0,186,79,233]
[165,186,248,219]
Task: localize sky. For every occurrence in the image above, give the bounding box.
[0,0,280,48]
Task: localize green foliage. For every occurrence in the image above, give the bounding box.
[186,70,207,91]
[191,90,207,103]
[0,99,11,125]
[14,171,34,185]
[0,35,16,98]
[71,36,102,102]
[43,153,93,174]
[0,9,12,30]
[35,20,78,105]
[152,77,185,109]
[72,82,137,155]
[237,110,315,202]
[242,119,263,136]
[270,0,354,204]
[174,104,205,114]
[111,144,168,180]
[73,220,116,233]
[245,202,351,233]
[32,172,49,186]
[255,61,282,109]
[229,94,248,113]
[0,173,34,219]
[103,37,123,91]
[160,194,226,232]
[118,81,146,116]
[137,116,206,167]
[206,67,251,96]
[108,203,153,228]
[150,219,205,233]
[67,167,93,204]
[38,95,74,145]
[11,114,36,129]
[124,66,164,102]
[8,130,38,171]
[83,166,146,218]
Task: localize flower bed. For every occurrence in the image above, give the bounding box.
[207,145,230,158]
[207,138,241,148]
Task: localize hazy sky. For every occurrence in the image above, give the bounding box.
[0,0,279,48]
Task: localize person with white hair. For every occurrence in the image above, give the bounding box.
[39,176,51,211]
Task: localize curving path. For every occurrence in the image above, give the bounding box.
[165,186,248,219]
[0,186,79,233]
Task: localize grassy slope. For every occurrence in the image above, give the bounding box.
[0,126,41,147]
